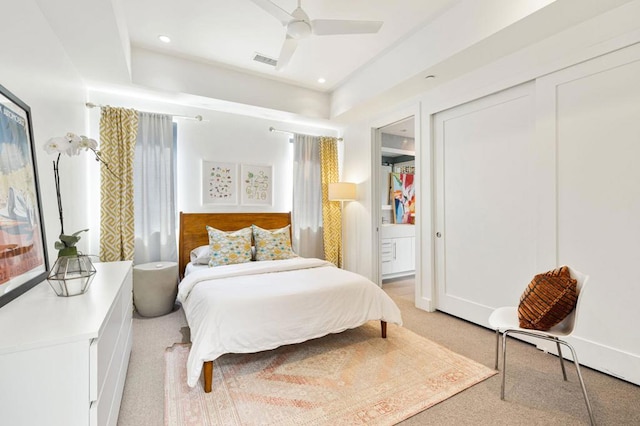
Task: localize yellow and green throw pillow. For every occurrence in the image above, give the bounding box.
[252,224,297,261]
[206,226,253,267]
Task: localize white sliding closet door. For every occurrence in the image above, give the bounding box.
[431,43,640,384]
[433,83,538,326]
[536,43,640,384]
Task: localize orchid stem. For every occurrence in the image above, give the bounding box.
[90,147,120,180]
[53,153,65,236]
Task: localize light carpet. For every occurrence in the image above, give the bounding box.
[164,322,496,426]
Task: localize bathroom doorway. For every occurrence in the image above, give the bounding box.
[375,116,416,301]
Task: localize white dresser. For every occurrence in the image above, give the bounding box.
[0,261,133,426]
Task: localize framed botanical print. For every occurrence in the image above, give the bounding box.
[202,161,237,205]
[240,164,273,206]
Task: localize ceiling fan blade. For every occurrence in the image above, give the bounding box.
[311,19,383,36]
[249,0,293,26]
[275,35,298,70]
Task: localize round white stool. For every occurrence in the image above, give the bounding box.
[133,261,178,317]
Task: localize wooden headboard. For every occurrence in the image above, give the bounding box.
[178,212,292,278]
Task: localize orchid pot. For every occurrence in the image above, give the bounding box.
[47,254,96,297]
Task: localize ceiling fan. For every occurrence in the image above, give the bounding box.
[250,0,383,70]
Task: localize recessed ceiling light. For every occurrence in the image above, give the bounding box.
[317,78,326,84]
[158,35,171,43]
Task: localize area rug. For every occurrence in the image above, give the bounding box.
[164,323,496,425]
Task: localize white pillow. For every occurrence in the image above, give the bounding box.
[190,245,211,265]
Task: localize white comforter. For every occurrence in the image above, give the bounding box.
[177,257,402,387]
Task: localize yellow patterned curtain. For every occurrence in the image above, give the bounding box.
[99,106,138,262]
[319,137,341,267]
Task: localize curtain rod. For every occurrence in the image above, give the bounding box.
[269,126,343,141]
[85,102,206,121]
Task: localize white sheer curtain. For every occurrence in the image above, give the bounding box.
[292,134,324,258]
[133,112,177,264]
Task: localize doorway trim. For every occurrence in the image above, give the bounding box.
[370,103,425,309]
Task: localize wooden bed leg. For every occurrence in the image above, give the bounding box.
[203,361,213,393]
[381,321,387,338]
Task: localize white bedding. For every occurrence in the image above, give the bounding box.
[177,257,403,387]
[184,261,207,276]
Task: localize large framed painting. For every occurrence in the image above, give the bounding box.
[202,161,238,205]
[0,84,49,308]
[391,172,415,224]
[241,164,273,206]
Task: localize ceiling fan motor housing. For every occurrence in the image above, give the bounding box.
[287,7,311,39]
[287,20,312,39]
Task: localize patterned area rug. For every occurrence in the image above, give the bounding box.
[164,323,496,425]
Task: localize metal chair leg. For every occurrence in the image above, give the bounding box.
[499,329,596,425]
[501,330,509,400]
[495,329,501,370]
[555,338,568,381]
[564,342,596,426]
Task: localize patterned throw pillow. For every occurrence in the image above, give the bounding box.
[518,266,578,331]
[252,224,297,261]
[206,226,253,267]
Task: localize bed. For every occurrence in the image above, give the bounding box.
[177,212,403,392]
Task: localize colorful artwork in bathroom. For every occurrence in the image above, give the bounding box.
[391,172,415,224]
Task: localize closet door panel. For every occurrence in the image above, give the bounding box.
[434,83,537,326]
[552,47,640,378]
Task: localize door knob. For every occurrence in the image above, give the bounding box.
[436,232,441,238]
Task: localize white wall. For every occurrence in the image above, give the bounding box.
[86,90,340,257]
[176,113,294,214]
[0,0,87,267]
[341,122,372,279]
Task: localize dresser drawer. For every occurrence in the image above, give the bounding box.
[381,259,393,274]
[90,300,133,426]
[120,268,133,319]
[90,286,125,402]
[381,240,393,262]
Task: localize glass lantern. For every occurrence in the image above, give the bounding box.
[47,255,96,297]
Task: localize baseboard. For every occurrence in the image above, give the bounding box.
[415,296,433,312]
[535,335,640,386]
[439,298,640,386]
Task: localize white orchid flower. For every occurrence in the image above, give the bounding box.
[44,137,70,155]
[78,135,98,151]
[63,132,83,156]
[45,132,100,158]
[45,131,114,248]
